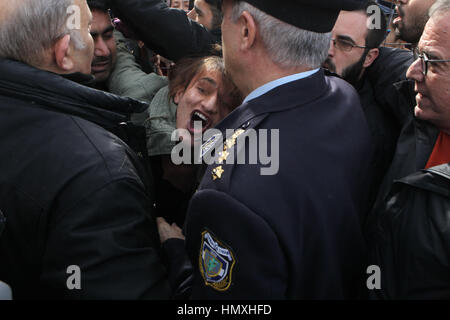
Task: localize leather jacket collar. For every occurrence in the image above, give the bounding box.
[0,59,149,128]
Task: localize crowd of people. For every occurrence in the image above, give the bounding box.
[0,0,449,300]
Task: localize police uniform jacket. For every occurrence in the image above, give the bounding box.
[181,69,373,299]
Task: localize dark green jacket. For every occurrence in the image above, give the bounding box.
[108,32,177,157]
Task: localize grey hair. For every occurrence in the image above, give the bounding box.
[429,0,450,18]
[0,0,86,67]
[230,1,331,69]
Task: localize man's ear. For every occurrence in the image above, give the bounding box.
[54,34,74,71]
[239,11,257,51]
[363,48,379,68]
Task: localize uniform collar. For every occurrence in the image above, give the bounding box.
[243,68,320,104]
[216,69,329,132]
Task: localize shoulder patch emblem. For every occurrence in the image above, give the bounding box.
[199,230,236,292]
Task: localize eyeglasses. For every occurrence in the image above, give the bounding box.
[331,38,369,52]
[413,48,450,76]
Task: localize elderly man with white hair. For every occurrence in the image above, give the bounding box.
[369,0,450,300]
[0,0,170,299]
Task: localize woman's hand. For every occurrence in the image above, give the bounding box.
[156,217,185,243]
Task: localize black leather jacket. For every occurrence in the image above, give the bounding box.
[368,115,450,299]
[0,59,170,299]
[365,48,450,299]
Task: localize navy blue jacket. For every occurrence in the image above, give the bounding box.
[179,70,373,299]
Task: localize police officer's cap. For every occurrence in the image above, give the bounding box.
[242,0,366,33]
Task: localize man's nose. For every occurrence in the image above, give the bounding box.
[406,58,424,83]
[187,8,197,20]
[94,37,110,57]
[328,39,335,57]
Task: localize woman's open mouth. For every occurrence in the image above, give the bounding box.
[188,110,211,135]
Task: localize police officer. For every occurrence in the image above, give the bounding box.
[159,0,372,299]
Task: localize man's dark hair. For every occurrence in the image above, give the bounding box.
[360,0,388,48]
[204,0,223,30]
[87,0,109,11]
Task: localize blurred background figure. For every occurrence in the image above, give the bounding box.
[377,0,412,49]
[170,0,191,11]
[188,0,223,31]
[392,0,437,47]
